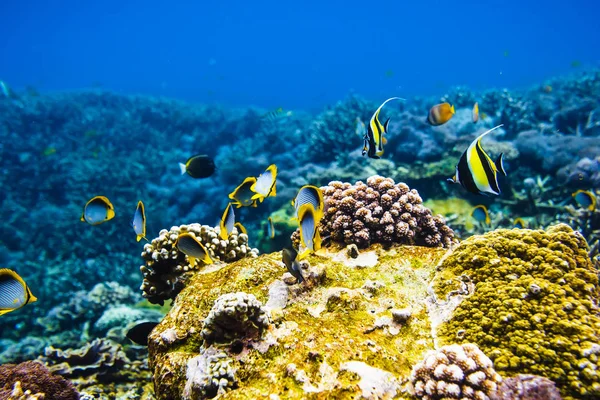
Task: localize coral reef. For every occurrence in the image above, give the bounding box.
[432,224,600,399]
[183,346,237,399]
[491,374,563,400]
[0,361,79,400]
[140,223,259,305]
[408,343,502,399]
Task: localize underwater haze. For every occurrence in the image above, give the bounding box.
[1,1,600,400]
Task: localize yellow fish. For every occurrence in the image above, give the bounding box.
[362,97,403,159]
[427,103,455,126]
[471,205,491,225]
[132,201,147,242]
[81,196,115,225]
[229,177,258,208]
[219,203,235,240]
[250,164,277,203]
[175,233,213,268]
[234,222,247,235]
[472,102,479,123]
[297,204,322,260]
[0,269,37,316]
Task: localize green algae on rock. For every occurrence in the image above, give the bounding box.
[431,224,600,400]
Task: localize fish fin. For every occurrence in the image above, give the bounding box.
[495,153,507,176]
[314,229,322,252]
[382,137,388,145]
[446,176,457,184]
[0,309,11,316]
[179,163,187,175]
[383,117,391,133]
[450,104,455,114]
[80,215,85,222]
[297,249,312,261]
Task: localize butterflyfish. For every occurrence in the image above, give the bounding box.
[175,233,213,267]
[81,196,115,225]
[132,200,147,242]
[472,102,479,123]
[282,247,304,284]
[513,218,527,229]
[228,177,258,208]
[427,103,455,126]
[267,217,275,239]
[219,203,235,240]
[179,154,216,179]
[447,124,506,196]
[291,185,324,220]
[0,269,37,316]
[250,164,277,202]
[297,203,322,260]
[362,97,403,159]
[126,321,159,346]
[471,205,491,225]
[572,190,597,211]
[234,222,247,235]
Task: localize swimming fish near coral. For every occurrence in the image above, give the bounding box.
[471,205,491,224]
[572,190,597,211]
[472,102,479,123]
[282,247,304,284]
[126,321,159,346]
[219,203,235,240]
[176,233,213,267]
[250,164,277,202]
[132,200,147,242]
[513,218,527,229]
[355,117,366,138]
[0,269,37,316]
[267,217,275,239]
[427,102,455,126]
[42,147,57,156]
[80,196,115,225]
[447,124,506,196]
[262,107,293,122]
[234,222,247,235]
[178,154,216,179]
[362,97,403,159]
[297,203,322,260]
[0,81,10,98]
[228,177,258,208]
[291,185,324,220]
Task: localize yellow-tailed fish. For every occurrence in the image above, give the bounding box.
[80,196,115,225]
[234,222,247,235]
[267,217,275,239]
[282,247,304,283]
[219,203,235,240]
[132,200,147,242]
[513,218,527,229]
[572,190,597,211]
[471,205,491,224]
[179,154,216,179]
[362,97,403,159]
[262,107,293,122]
[228,177,258,208]
[447,125,506,196]
[175,233,213,268]
[472,102,479,123]
[297,203,322,260]
[291,185,324,220]
[250,164,277,202]
[427,102,455,126]
[0,269,37,316]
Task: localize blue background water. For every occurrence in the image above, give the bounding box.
[1,0,598,109]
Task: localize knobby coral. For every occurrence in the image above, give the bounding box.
[183,346,237,399]
[0,361,79,400]
[491,374,563,400]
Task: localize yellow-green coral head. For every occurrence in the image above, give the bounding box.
[251,164,277,202]
[471,205,491,225]
[219,203,235,240]
[0,268,37,316]
[292,185,324,221]
[175,233,213,268]
[80,196,115,225]
[132,200,147,242]
[228,177,258,208]
[572,190,597,211]
[297,203,322,260]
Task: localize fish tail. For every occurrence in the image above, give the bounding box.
[297,249,312,261]
[495,153,507,176]
[179,163,187,175]
[450,104,456,114]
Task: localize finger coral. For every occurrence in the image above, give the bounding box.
[0,361,79,400]
[408,343,502,400]
[140,223,259,305]
[306,175,455,249]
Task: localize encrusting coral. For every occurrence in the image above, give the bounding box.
[183,346,237,399]
[491,374,563,400]
[302,175,456,249]
[408,343,502,400]
[140,223,259,305]
[432,224,600,399]
[0,361,79,400]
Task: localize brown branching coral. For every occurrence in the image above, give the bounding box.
[140,223,259,305]
[308,175,455,249]
[0,361,79,400]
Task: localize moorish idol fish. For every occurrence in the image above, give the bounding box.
[179,154,216,179]
[472,102,479,123]
[132,200,147,242]
[175,233,213,268]
[572,190,597,211]
[282,247,304,284]
[471,205,491,225]
[0,269,37,316]
[513,218,527,229]
[80,196,115,225]
[234,222,247,235]
[126,321,159,346]
[447,124,506,196]
[291,185,324,220]
[362,97,403,159]
[297,203,322,260]
[427,102,455,126]
[267,217,275,239]
[219,203,235,240]
[228,177,258,208]
[250,164,277,202]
